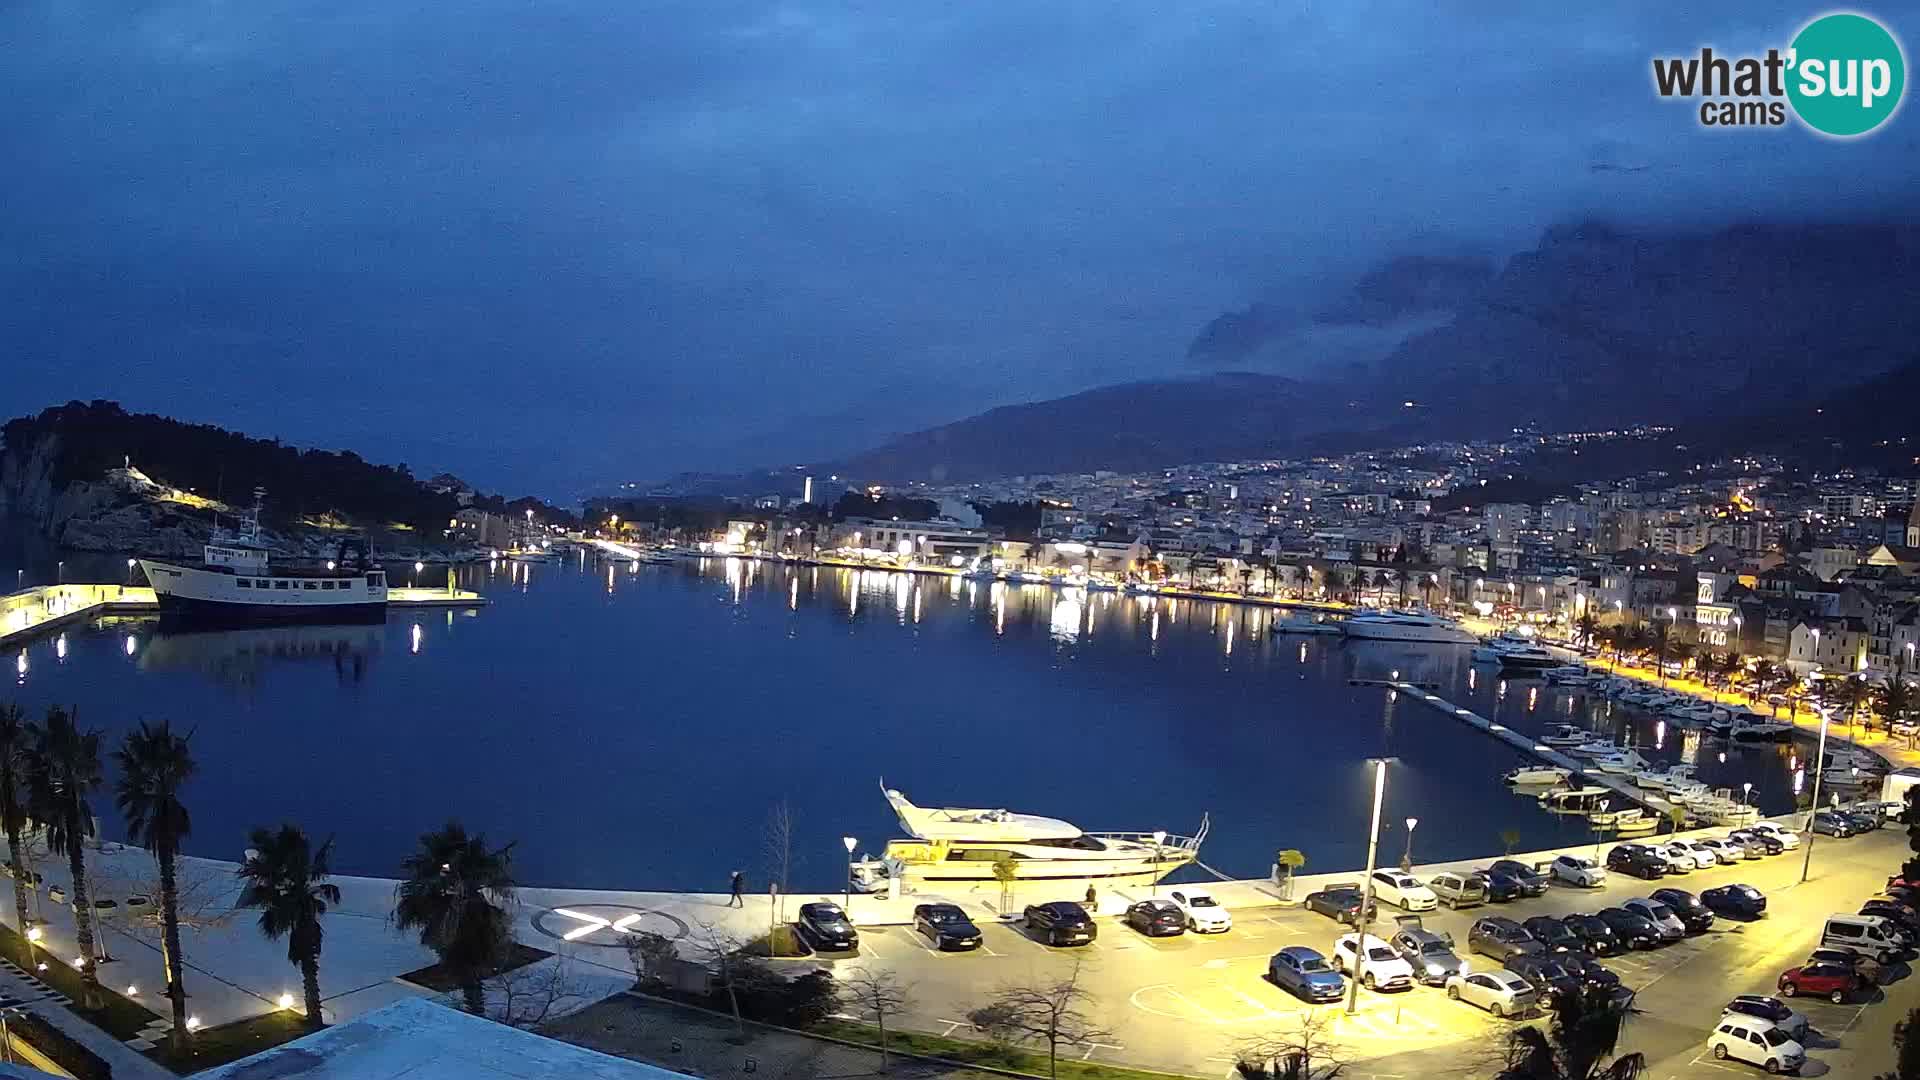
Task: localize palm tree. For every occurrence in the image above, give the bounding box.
[114,720,195,1050]
[393,822,516,1015]
[1876,677,1915,737]
[0,703,35,938]
[24,705,104,1009]
[1503,984,1645,1080]
[1575,611,1599,652]
[236,825,341,1031]
[1320,568,1346,602]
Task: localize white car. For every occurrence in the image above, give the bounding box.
[1681,839,1723,867]
[1657,840,1714,870]
[1708,1017,1806,1075]
[1697,837,1748,863]
[1369,870,1439,912]
[1444,970,1540,1019]
[1749,822,1802,850]
[1549,854,1608,888]
[1166,888,1232,933]
[1332,933,1416,992]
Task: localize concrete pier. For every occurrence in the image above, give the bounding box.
[1389,680,1678,819]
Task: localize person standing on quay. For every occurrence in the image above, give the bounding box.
[728,870,745,908]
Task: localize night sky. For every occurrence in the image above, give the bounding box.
[4,2,1915,495]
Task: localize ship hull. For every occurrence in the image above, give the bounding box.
[141,560,388,625]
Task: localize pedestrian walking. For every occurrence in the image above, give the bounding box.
[729,870,745,908]
[1084,883,1097,908]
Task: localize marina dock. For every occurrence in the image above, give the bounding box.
[1389,680,1678,820]
[2,581,487,648]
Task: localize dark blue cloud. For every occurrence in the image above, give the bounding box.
[3,1,1914,494]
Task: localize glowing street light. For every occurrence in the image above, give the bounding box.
[1802,707,1834,884]
[1401,817,1420,872]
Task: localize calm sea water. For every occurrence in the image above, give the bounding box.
[0,542,1805,891]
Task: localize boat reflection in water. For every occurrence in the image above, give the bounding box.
[140,621,387,687]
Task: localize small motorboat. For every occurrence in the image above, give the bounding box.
[1540,724,1599,748]
[1591,749,1653,775]
[1506,764,1574,786]
[1568,740,1619,757]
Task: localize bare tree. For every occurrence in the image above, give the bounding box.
[690,918,761,1041]
[99,857,236,939]
[622,930,680,988]
[968,962,1112,1079]
[763,800,795,922]
[480,956,593,1029]
[841,967,913,1073]
[1233,1011,1350,1080]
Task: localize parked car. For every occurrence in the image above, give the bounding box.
[1595,907,1661,950]
[1482,860,1550,897]
[1304,884,1377,926]
[1427,872,1486,910]
[1701,884,1768,919]
[1804,947,1882,984]
[1707,1017,1807,1075]
[1473,869,1526,903]
[1268,946,1345,1003]
[1606,844,1667,881]
[1550,855,1608,888]
[1389,925,1468,986]
[1722,996,1809,1042]
[1811,811,1856,837]
[1024,901,1098,947]
[1778,961,1864,1004]
[1561,913,1625,956]
[1167,888,1232,933]
[1821,914,1905,963]
[1843,809,1883,833]
[1506,953,1582,1003]
[1728,828,1784,856]
[911,903,983,951]
[1561,951,1624,996]
[795,902,859,951]
[1124,899,1187,938]
[1370,869,1439,912]
[1649,888,1716,933]
[1859,899,1920,939]
[47,885,66,905]
[1748,822,1800,850]
[1622,898,1687,943]
[1444,970,1539,1019]
[1331,933,1415,992]
[1520,915,1583,953]
[1698,837,1754,863]
[1468,916,1544,962]
[1679,839,1724,867]
[1656,839,1712,871]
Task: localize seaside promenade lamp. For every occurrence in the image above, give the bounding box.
[1345,756,1396,1015]
[842,835,857,910]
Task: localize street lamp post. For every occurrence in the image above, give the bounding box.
[1801,709,1833,883]
[1401,817,1419,872]
[1150,830,1166,897]
[1346,758,1391,1015]
[126,558,137,585]
[842,836,857,912]
[1742,782,1753,807]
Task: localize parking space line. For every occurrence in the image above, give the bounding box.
[1163,988,1226,1025]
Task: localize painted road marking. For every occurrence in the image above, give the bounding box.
[937,1018,968,1036]
[1080,1041,1124,1061]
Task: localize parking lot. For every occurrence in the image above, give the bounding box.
[820,825,1914,1078]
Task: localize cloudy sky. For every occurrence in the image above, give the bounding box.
[4,1,1914,495]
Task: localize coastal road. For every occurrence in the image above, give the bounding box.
[823,827,1915,1077]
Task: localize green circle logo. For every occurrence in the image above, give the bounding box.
[1788,13,1906,136]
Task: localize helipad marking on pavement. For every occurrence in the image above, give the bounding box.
[1079,1041,1124,1061]
[937,1018,968,1036]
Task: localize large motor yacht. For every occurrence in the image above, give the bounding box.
[1339,610,1477,644]
[878,785,1207,885]
[138,491,388,623]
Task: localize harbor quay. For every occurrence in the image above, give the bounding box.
[4,802,1911,1078]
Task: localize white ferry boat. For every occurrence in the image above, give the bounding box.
[138,491,388,623]
[878,784,1207,885]
[1340,610,1477,644]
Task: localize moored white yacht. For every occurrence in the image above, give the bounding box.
[1471,632,1557,670]
[878,784,1207,884]
[1505,764,1574,785]
[1540,723,1600,748]
[1340,610,1477,645]
[139,491,388,623]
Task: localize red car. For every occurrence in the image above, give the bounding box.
[1778,962,1862,1004]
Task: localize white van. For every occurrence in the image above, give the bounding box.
[1822,914,1904,963]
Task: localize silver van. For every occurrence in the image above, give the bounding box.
[1821,915,1904,963]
